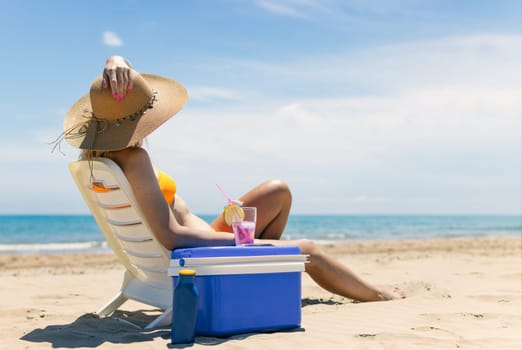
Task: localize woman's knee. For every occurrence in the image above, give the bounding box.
[265,179,292,203]
[295,239,321,256]
[294,239,325,272]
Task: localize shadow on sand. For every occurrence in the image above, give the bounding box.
[21,309,305,348]
[301,297,347,307]
[21,310,169,348]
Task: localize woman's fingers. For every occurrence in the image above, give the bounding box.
[102,57,133,100]
[108,69,120,99]
[127,69,134,94]
[116,67,126,99]
[104,66,131,100]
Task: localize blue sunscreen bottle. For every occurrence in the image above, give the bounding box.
[171,269,199,345]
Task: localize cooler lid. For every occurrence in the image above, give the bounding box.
[171,244,300,259]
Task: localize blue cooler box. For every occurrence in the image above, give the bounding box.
[168,245,307,336]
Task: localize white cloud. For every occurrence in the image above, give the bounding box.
[254,0,405,21]
[102,31,123,47]
[255,0,309,19]
[159,83,519,168]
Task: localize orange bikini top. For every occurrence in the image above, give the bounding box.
[156,169,177,205]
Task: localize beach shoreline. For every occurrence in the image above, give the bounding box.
[3,235,521,349]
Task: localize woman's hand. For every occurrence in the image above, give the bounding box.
[102,56,134,100]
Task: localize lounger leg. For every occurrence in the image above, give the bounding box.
[96,292,127,317]
[145,307,172,330]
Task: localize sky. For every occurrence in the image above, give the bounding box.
[0,0,520,215]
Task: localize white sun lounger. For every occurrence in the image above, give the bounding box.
[69,158,172,329]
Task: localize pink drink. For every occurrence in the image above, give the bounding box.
[232,221,255,245]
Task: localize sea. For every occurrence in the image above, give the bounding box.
[0,214,520,255]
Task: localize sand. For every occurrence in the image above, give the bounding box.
[1,236,520,350]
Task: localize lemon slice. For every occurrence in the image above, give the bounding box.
[223,204,245,226]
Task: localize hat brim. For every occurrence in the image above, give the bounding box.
[64,73,188,151]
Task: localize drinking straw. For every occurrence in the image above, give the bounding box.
[215,183,233,204]
[215,183,243,206]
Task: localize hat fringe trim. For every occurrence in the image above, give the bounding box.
[50,90,158,154]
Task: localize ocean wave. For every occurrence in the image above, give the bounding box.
[0,241,110,255]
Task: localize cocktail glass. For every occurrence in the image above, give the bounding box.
[231,207,256,245]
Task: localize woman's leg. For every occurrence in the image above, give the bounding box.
[210,179,292,240]
[268,239,396,302]
[209,181,396,302]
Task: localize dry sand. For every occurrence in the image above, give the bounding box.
[1,236,520,350]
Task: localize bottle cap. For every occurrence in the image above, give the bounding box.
[178,269,196,276]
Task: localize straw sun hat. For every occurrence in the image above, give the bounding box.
[62,71,188,151]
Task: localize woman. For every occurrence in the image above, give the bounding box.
[61,55,398,302]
